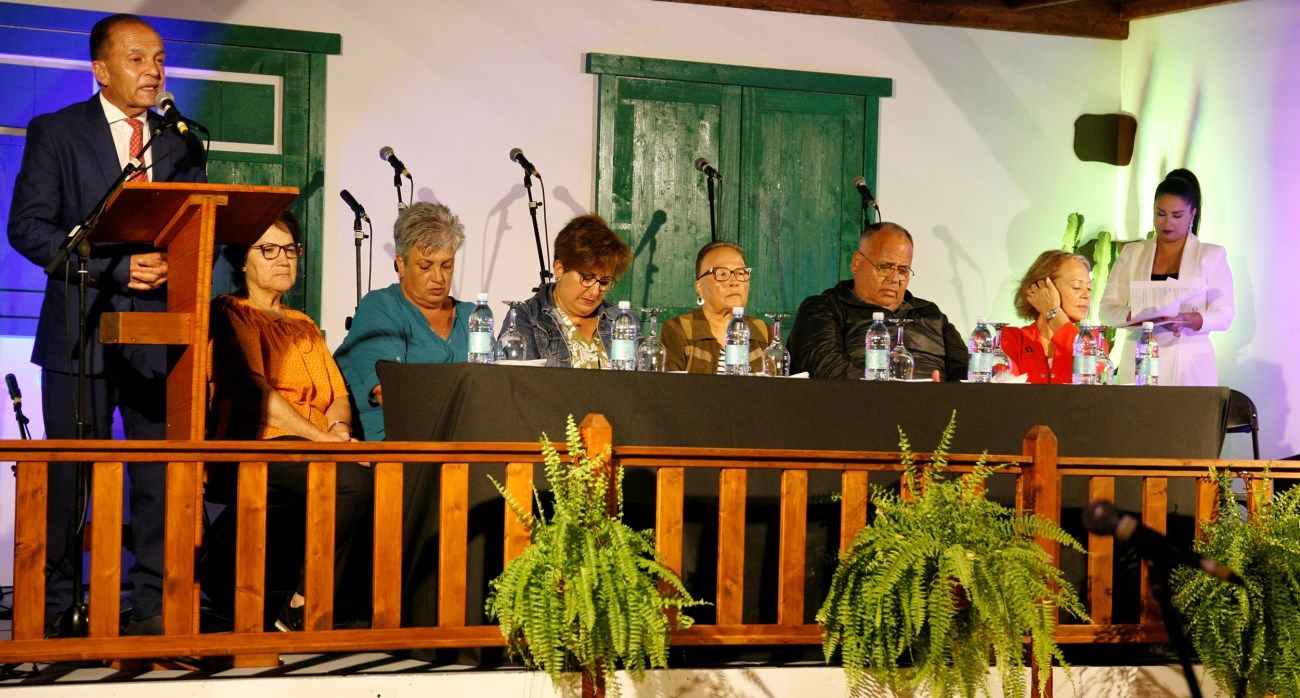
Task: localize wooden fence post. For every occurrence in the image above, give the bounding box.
[1022,425,1060,695]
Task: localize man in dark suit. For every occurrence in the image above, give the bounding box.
[6,13,207,636]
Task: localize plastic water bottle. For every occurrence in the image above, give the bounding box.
[468,293,495,364]
[1072,321,1098,385]
[967,316,993,383]
[864,311,891,381]
[1135,321,1160,386]
[724,307,750,376]
[610,300,639,371]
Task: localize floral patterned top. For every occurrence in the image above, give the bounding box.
[551,306,608,370]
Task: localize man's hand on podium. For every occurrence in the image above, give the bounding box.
[128,252,168,291]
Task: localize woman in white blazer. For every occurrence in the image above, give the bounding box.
[1100,169,1234,386]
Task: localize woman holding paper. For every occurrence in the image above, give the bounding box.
[1100,169,1235,386]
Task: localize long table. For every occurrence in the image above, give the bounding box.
[379,362,1230,458]
[378,363,1231,637]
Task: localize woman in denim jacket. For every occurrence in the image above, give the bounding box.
[511,214,632,368]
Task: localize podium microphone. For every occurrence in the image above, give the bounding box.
[509,148,540,177]
[1082,499,1243,585]
[379,146,411,178]
[155,90,203,136]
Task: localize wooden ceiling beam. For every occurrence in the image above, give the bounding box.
[660,0,1129,40]
[1119,0,1245,20]
[1005,0,1085,10]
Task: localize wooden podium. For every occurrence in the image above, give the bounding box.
[95,181,298,634]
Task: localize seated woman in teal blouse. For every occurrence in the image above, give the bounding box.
[334,202,473,440]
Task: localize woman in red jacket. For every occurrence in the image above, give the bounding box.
[1000,251,1094,384]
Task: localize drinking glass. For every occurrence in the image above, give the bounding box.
[887,318,914,380]
[762,312,791,377]
[989,322,1016,377]
[637,307,667,372]
[1093,325,1116,385]
[496,300,527,362]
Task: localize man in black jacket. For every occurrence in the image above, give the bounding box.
[789,222,968,381]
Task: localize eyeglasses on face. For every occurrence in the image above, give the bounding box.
[575,271,615,290]
[696,266,752,282]
[251,243,304,260]
[855,251,914,280]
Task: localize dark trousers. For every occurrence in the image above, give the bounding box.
[202,436,373,624]
[41,353,167,628]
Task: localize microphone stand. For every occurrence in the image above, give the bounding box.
[523,171,552,292]
[706,176,718,243]
[353,212,365,310]
[1150,561,1204,698]
[392,172,406,211]
[44,121,165,638]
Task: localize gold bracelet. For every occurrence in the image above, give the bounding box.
[329,420,351,432]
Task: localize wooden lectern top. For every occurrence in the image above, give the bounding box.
[94,182,299,247]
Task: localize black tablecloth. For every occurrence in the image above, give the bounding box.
[377,362,1230,633]
[379,362,1230,458]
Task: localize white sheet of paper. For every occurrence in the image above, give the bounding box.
[1128,279,1206,323]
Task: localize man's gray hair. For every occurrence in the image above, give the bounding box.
[858,221,913,247]
[394,201,465,260]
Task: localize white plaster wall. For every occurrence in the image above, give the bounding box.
[1122,0,1300,458]
[19,0,1120,337]
[0,0,1125,584]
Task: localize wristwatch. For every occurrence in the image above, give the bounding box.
[1044,308,1061,322]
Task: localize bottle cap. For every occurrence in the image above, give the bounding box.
[618,300,631,310]
[976,315,987,323]
[872,311,884,321]
[733,306,745,316]
[476,292,489,303]
[1142,321,1154,330]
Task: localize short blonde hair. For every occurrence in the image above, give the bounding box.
[1013,250,1091,321]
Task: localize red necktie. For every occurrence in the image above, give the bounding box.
[126,117,148,182]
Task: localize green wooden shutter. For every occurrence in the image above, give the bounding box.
[588,54,891,333]
[596,75,741,320]
[738,87,865,318]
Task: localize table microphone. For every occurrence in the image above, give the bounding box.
[5,373,20,405]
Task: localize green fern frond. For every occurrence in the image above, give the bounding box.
[485,415,706,696]
[818,417,1086,697]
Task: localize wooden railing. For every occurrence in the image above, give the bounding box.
[1,415,1296,668]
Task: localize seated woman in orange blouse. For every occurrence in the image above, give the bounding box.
[208,211,371,631]
[999,250,1093,384]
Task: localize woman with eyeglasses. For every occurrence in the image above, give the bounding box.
[207,210,371,631]
[661,241,772,374]
[333,202,473,440]
[511,213,633,368]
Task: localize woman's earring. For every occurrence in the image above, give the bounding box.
[696,296,704,306]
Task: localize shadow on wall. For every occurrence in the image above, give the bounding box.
[930,224,985,324]
[478,184,527,294]
[901,29,1075,317]
[1120,50,1156,237]
[634,209,668,308]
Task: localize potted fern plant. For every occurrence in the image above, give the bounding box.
[1172,467,1300,698]
[817,412,1088,697]
[485,416,703,696]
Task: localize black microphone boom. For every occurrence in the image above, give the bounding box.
[339,189,371,221]
[379,146,411,178]
[509,148,540,177]
[1083,499,1244,585]
[694,157,722,181]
